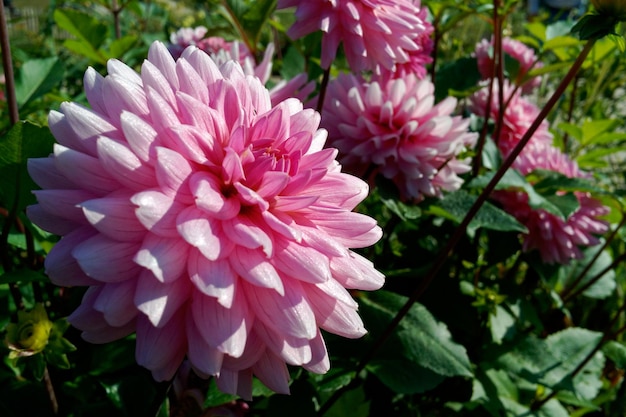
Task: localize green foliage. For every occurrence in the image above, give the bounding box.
[2,1,626,416]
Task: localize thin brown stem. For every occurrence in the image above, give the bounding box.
[318,38,596,417]
[0,1,19,125]
[562,250,626,304]
[316,67,331,115]
[560,212,626,301]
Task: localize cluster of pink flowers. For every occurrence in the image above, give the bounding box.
[27,41,384,397]
[474,36,543,93]
[277,0,432,72]
[471,79,608,264]
[322,73,477,201]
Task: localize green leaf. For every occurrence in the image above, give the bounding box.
[367,359,446,394]
[531,170,605,195]
[0,269,48,285]
[489,303,519,344]
[428,189,528,236]
[435,57,482,102]
[580,119,620,145]
[602,341,626,369]
[14,57,64,108]
[0,122,56,214]
[557,244,616,299]
[243,0,277,44]
[360,290,473,378]
[323,386,370,417]
[54,9,108,63]
[107,35,139,60]
[571,13,617,41]
[495,327,604,399]
[53,8,108,49]
[469,169,574,219]
[204,379,238,408]
[310,366,356,393]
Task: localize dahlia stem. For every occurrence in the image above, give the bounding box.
[318,37,596,417]
[220,0,254,55]
[316,67,331,115]
[0,0,18,125]
[559,212,626,301]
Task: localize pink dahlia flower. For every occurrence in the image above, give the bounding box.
[474,37,543,94]
[375,5,434,80]
[169,28,274,85]
[277,0,429,71]
[470,81,553,160]
[472,82,608,264]
[493,190,609,264]
[27,41,384,397]
[168,26,210,59]
[321,73,478,202]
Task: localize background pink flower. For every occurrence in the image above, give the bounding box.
[277,0,429,71]
[470,81,553,160]
[493,190,609,264]
[321,72,477,202]
[472,81,608,264]
[474,37,543,93]
[27,41,384,398]
[375,5,434,80]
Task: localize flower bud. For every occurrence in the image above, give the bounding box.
[591,0,626,21]
[5,304,53,358]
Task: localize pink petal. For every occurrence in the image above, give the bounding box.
[93,279,137,326]
[230,246,284,294]
[72,234,141,282]
[135,312,187,381]
[134,269,190,327]
[132,190,186,238]
[176,206,234,261]
[81,196,146,241]
[188,249,235,308]
[134,234,189,282]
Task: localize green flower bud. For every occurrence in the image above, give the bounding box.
[5,304,53,358]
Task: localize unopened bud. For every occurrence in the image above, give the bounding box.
[5,304,53,358]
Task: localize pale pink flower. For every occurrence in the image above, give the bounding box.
[493,190,609,264]
[474,37,543,93]
[322,72,477,202]
[277,0,429,71]
[27,41,384,397]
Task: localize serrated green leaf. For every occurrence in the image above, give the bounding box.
[532,170,604,194]
[360,290,473,378]
[429,189,528,236]
[14,57,64,108]
[495,327,604,399]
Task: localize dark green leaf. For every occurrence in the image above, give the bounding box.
[0,122,55,214]
[14,58,64,108]
[204,379,238,408]
[360,291,473,378]
[367,359,445,394]
[323,386,370,417]
[429,189,528,236]
[0,269,48,285]
[53,8,108,49]
[435,57,481,102]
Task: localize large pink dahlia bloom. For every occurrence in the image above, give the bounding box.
[474,37,543,93]
[277,0,429,71]
[322,73,477,202]
[27,41,384,397]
